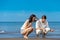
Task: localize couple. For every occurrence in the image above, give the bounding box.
[20,14,54,39]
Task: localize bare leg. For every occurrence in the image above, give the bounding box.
[25,27,33,36]
[27,29,33,36]
[42,29,46,38]
[21,27,33,39]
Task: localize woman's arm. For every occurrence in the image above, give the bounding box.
[24,21,32,29]
[26,23,32,28]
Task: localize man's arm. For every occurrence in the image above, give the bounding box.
[46,22,54,32]
[36,20,43,30]
[46,22,50,28]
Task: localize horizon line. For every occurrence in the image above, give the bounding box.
[0,21,60,22]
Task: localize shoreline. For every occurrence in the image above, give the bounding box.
[0,38,60,40]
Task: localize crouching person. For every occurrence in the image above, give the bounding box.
[20,14,37,39]
[36,15,54,37]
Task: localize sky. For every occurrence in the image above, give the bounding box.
[0,0,60,22]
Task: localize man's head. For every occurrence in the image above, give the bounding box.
[42,15,47,23]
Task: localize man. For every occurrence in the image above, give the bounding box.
[36,15,54,37]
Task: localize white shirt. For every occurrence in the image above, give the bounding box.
[36,19,49,29]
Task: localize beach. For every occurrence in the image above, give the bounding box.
[0,0,60,40]
[0,38,60,40]
[0,22,60,39]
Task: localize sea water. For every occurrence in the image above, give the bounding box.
[0,22,60,38]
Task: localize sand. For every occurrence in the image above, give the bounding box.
[0,38,60,40]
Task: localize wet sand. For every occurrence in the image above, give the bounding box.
[0,38,60,40]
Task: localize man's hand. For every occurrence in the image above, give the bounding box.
[50,29,54,32]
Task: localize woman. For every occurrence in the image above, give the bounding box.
[20,14,37,39]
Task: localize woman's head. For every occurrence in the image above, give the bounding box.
[29,14,37,23]
[42,15,47,23]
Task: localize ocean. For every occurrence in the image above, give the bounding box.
[0,22,60,38]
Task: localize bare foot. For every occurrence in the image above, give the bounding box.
[24,35,28,39]
[42,33,46,38]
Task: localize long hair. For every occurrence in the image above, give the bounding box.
[29,14,36,23]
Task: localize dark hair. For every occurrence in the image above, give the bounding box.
[42,15,47,19]
[29,14,36,23]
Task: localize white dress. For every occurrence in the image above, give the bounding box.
[20,19,29,33]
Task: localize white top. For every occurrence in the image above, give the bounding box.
[36,19,49,29]
[21,19,29,29]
